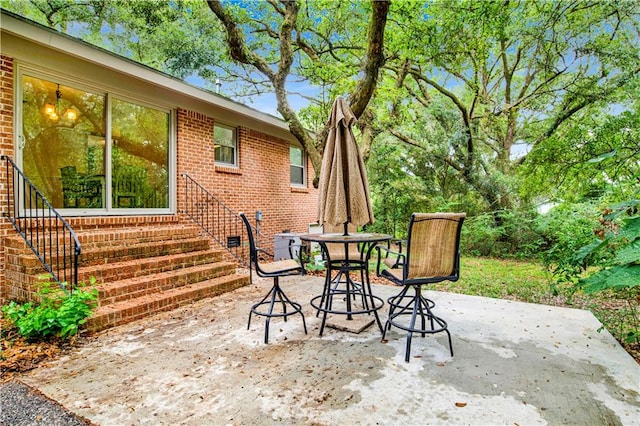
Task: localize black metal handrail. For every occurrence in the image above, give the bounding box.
[181,173,249,266]
[1,155,81,290]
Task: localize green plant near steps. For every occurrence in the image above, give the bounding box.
[1,276,98,340]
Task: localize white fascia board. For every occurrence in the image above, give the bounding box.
[0,10,293,138]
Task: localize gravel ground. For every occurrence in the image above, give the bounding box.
[0,380,92,426]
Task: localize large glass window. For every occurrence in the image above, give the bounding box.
[290,146,305,186]
[21,74,170,211]
[214,124,237,166]
[22,76,106,208]
[111,98,169,208]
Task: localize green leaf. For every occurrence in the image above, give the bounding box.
[612,240,640,265]
[581,265,640,293]
[573,239,606,264]
[624,332,638,344]
[604,200,640,221]
[618,216,640,240]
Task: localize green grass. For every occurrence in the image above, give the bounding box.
[369,255,555,303]
[431,257,554,303]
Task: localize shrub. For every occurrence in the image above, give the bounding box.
[567,198,640,345]
[2,277,98,341]
[534,201,600,280]
[461,210,544,259]
[573,199,639,291]
[460,213,503,256]
[493,209,544,259]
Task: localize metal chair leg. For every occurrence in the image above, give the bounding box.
[248,277,307,344]
[384,284,453,362]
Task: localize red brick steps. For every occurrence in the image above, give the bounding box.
[78,237,211,266]
[4,222,250,332]
[77,249,225,283]
[96,261,237,305]
[85,273,248,331]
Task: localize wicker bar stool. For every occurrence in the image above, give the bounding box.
[376,213,466,362]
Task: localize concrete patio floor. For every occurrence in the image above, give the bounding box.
[19,275,640,425]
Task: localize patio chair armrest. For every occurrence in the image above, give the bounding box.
[375,245,387,276]
[389,252,405,268]
[387,238,405,255]
[256,247,274,262]
[375,244,405,276]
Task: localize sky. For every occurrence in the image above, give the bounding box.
[185,74,316,119]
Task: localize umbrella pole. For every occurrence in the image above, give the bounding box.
[343,222,348,236]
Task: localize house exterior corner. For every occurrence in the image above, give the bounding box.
[0,12,319,303]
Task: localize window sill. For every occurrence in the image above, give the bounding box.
[215,165,242,175]
[291,186,309,193]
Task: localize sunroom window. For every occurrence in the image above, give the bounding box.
[20,74,170,212]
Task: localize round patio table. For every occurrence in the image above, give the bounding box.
[299,232,391,336]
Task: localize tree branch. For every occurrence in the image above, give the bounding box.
[349,0,390,117]
[206,0,275,80]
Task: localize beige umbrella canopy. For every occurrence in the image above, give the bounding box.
[317,97,374,234]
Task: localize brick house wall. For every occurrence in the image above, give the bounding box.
[0,55,15,300]
[0,55,319,302]
[176,109,318,242]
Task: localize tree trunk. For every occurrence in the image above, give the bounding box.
[208,0,389,188]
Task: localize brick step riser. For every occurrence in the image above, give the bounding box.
[77,228,203,248]
[85,274,249,332]
[14,238,213,272]
[78,238,212,267]
[3,236,79,254]
[16,247,223,280]
[77,251,224,284]
[97,262,237,306]
[3,237,34,250]
[4,226,203,252]
[65,216,183,230]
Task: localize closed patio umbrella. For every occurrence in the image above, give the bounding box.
[317,97,374,234]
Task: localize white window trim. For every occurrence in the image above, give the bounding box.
[214,123,238,167]
[290,145,306,187]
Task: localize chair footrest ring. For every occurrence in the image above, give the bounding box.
[250,300,304,318]
[387,293,436,311]
[386,311,449,334]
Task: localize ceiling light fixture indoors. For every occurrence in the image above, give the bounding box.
[44,84,77,122]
